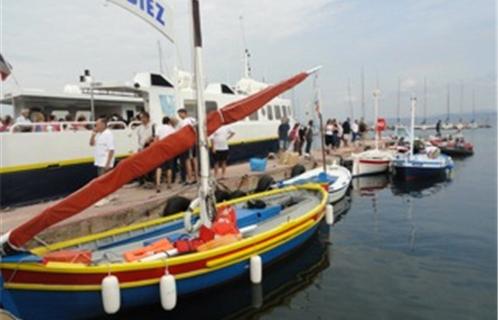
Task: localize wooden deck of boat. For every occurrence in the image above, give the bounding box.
[0,140,377,247]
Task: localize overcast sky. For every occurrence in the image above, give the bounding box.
[1,0,496,122]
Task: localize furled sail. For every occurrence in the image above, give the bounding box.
[5,70,312,250]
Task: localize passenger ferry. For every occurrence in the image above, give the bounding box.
[0,71,294,207]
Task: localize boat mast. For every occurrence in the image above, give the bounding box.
[446,83,450,123]
[396,77,401,124]
[191,0,213,226]
[409,97,416,158]
[239,16,251,78]
[472,88,476,123]
[314,72,327,174]
[459,80,464,122]
[423,77,427,124]
[373,89,380,150]
[361,66,365,119]
[348,78,354,120]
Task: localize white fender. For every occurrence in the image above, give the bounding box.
[160,274,177,310]
[326,204,334,225]
[250,255,262,284]
[184,198,201,232]
[101,275,121,314]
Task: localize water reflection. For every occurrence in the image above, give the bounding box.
[352,174,390,196]
[102,223,332,320]
[390,176,451,198]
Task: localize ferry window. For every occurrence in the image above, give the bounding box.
[282,105,288,118]
[151,74,173,87]
[184,100,218,117]
[287,106,292,116]
[275,105,282,119]
[267,105,273,120]
[261,106,266,117]
[221,84,235,94]
[249,111,259,121]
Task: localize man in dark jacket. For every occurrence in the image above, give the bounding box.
[278,117,290,152]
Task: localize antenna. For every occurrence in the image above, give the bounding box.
[397,77,401,124]
[348,78,354,119]
[239,15,252,78]
[361,66,365,119]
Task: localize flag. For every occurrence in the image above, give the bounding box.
[0,54,12,81]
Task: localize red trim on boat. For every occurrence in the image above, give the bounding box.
[359,159,390,165]
[3,212,322,286]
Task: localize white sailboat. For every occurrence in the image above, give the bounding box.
[351,89,393,177]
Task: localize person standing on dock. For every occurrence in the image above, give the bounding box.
[278,117,290,152]
[359,118,367,141]
[210,125,235,179]
[155,116,176,192]
[136,111,155,151]
[90,116,115,176]
[351,119,359,143]
[304,120,314,156]
[90,116,115,207]
[436,120,442,137]
[177,108,198,185]
[342,118,351,147]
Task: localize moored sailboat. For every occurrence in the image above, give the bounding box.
[392,97,454,181]
[351,89,393,177]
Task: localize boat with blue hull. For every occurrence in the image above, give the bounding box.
[392,97,454,181]
[392,153,453,180]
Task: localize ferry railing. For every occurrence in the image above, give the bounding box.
[8,121,129,133]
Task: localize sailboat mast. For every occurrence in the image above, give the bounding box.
[423,77,427,123]
[373,89,380,150]
[446,84,450,123]
[239,16,251,78]
[348,78,354,120]
[459,81,464,121]
[409,97,416,158]
[397,77,401,124]
[191,0,212,226]
[361,66,365,119]
[314,74,327,174]
[472,88,476,122]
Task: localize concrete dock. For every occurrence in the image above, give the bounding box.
[0,141,375,248]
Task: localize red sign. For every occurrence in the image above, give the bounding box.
[376,118,386,132]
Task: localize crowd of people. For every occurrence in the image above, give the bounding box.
[0,108,129,133]
[90,109,235,199]
[277,117,369,156]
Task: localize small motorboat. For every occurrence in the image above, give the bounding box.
[429,136,474,157]
[278,164,352,203]
[392,97,454,181]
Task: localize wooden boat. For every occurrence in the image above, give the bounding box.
[0,185,328,320]
[278,164,352,203]
[352,90,393,177]
[392,97,454,181]
[429,137,474,157]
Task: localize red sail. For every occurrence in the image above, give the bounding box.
[8,71,309,248]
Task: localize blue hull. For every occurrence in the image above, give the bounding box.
[0,139,278,207]
[2,222,317,320]
[393,166,449,181]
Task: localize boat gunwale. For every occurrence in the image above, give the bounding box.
[1,184,328,274]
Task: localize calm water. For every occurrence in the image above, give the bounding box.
[112,127,497,320]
